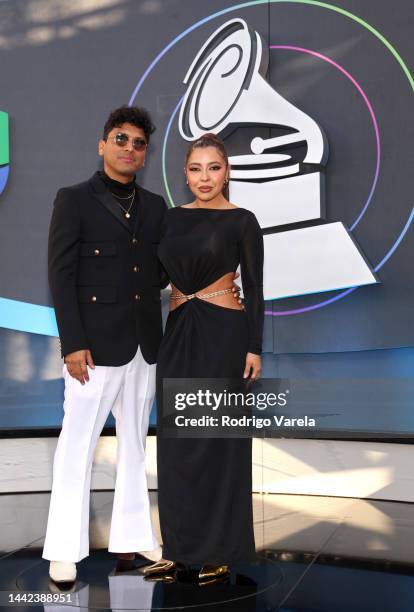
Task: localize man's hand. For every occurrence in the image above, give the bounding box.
[243,353,261,381]
[232,271,244,309]
[65,349,95,385]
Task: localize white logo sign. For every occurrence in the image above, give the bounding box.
[178,18,377,300]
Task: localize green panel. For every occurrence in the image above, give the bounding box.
[0,111,9,166]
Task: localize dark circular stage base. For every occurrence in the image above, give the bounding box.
[16,551,283,610]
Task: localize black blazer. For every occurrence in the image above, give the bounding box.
[48,171,168,366]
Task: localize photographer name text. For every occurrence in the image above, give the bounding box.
[175,415,316,429]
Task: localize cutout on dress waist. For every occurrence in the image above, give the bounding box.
[169,271,242,313]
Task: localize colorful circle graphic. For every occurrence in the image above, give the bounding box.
[129,0,414,317]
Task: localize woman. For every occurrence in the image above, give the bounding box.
[146,133,264,582]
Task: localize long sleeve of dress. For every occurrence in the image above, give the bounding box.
[239,212,264,355]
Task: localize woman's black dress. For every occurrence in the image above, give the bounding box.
[156,206,264,565]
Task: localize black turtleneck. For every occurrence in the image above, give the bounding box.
[99,170,138,227]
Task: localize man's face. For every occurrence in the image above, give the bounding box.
[98,122,147,181]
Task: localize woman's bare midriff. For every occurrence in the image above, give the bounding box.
[169,272,243,312]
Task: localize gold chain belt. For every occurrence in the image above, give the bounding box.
[170,287,233,301]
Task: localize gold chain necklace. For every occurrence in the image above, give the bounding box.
[110,189,135,200]
[112,189,135,219]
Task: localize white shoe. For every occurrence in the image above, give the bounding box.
[138,547,162,562]
[49,561,76,583]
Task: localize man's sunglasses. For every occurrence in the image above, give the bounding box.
[108,132,147,152]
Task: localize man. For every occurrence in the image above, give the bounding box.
[43,106,166,583]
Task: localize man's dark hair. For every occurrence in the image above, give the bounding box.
[103,105,156,143]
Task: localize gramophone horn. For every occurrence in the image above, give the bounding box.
[179,19,261,139]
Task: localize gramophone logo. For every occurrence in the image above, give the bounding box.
[0,111,9,195]
[179,19,377,301]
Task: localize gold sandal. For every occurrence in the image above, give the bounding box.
[141,560,177,576]
[198,564,230,582]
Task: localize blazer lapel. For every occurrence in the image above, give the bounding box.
[133,184,148,235]
[88,171,132,233]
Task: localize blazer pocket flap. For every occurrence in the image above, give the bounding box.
[80,241,117,257]
[77,286,117,303]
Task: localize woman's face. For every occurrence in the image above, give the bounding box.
[185,146,229,201]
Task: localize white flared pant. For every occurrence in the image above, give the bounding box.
[42,346,159,562]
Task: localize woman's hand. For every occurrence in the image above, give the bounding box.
[243,353,261,380]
